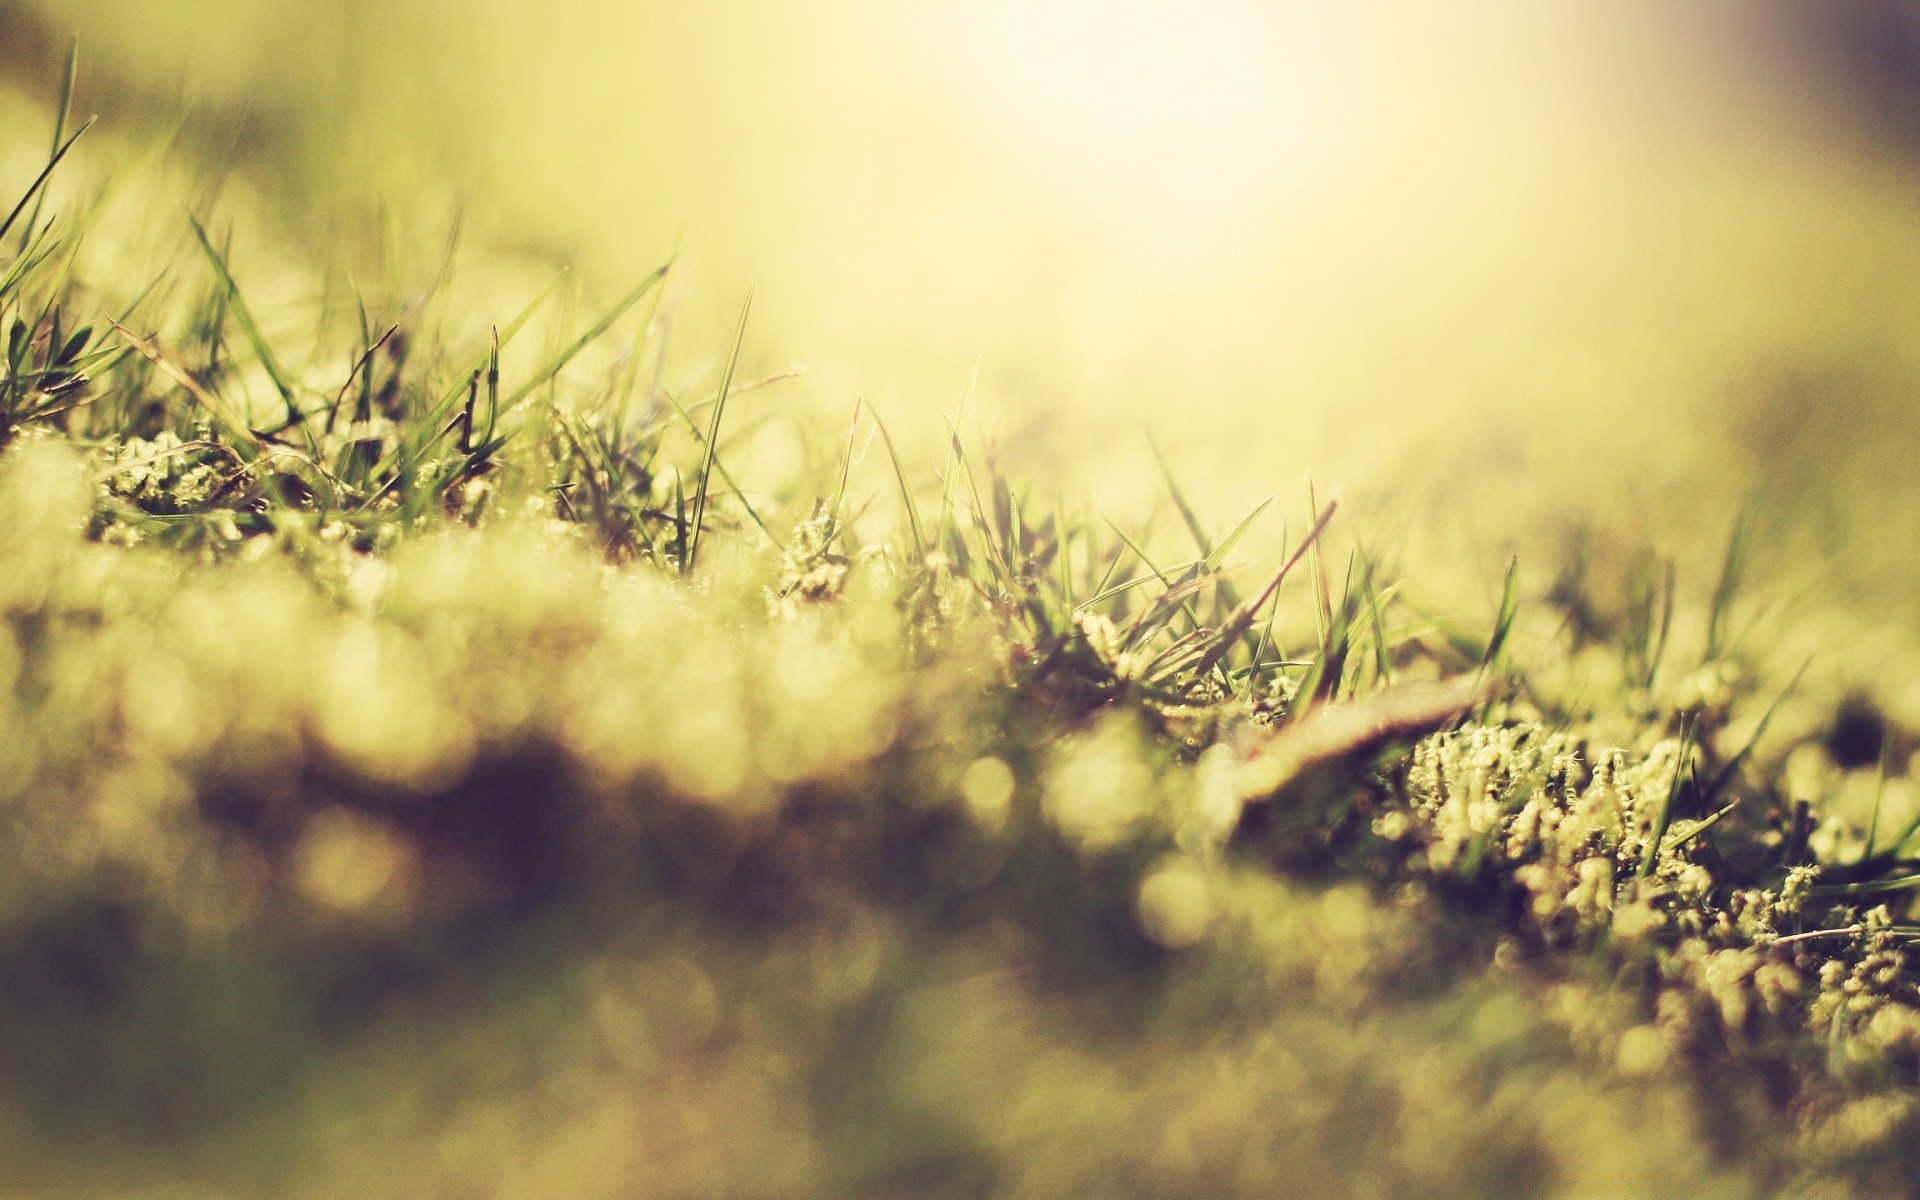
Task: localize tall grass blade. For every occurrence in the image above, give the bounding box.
[502,262,670,415]
[1863,741,1892,864]
[685,292,751,572]
[664,389,772,547]
[1148,430,1246,613]
[1193,501,1336,680]
[1481,558,1520,672]
[1701,656,1811,807]
[873,409,926,560]
[0,117,96,249]
[106,317,261,450]
[1707,500,1758,662]
[1639,716,1696,878]
[17,36,78,256]
[187,212,298,421]
[937,358,978,540]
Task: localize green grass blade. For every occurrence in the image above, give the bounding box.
[17,36,78,256]
[664,388,773,547]
[1809,872,1920,900]
[1197,501,1336,682]
[1639,716,1696,878]
[1863,741,1892,864]
[1661,800,1738,856]
[1481,558,1520,672]
[0,117,95,250]
[501,262,670,416]
[1701,655,1811,806]
[871,408,926,561]
[937,358,978,541]
[1365,561,1393,687]
[1707,499,1758,662]
[1147,432,1209,548]
[1648,559,1676,686]
[685,292,751,572]
[187,212,298,420]
[1055,493,1074,611]
[1307,478,1333,649]
[828,399,863,530]
[396,274,567,470]
[1205,497,1273,575]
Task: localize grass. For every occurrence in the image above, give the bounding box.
[7,62,1920,1199]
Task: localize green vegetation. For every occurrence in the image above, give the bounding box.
[9,60,1920,1200]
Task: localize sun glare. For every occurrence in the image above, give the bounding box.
[945,0,1331,205]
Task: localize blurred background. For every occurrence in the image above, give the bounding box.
[3,2,1920,532]
[6,0,1920,547]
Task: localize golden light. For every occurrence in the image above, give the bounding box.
[935,0,1336,212]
